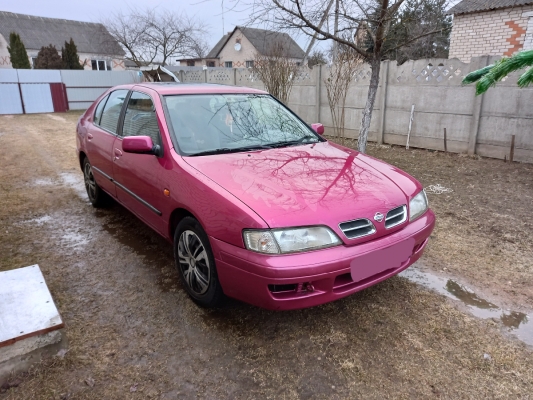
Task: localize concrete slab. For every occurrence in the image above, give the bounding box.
[0,265,64,348]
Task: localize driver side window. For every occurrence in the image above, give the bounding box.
[122,91,161,147]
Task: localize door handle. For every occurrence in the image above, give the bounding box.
[113,148,123,161]
[87,133,94,140]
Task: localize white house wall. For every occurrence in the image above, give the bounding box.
[0,34,10,68]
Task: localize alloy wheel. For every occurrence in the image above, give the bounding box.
[84,162,97,201]
[178,230,211,295]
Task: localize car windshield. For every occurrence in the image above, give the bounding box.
[164,94,322,156]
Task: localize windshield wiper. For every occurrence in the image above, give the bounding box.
[268,136,319,148]
[188,144,273,157]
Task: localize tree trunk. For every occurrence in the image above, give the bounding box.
[357,57,381,153]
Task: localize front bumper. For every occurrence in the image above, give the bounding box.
[211,210,435,310]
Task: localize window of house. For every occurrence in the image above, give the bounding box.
[207,61,215,67]
[91,60,110,71]
[225,61,233,68]
[121,91,161,147]
[187,60,195,66]
[99,89,129,134]
[246,60,254,68]
[31,57,37,69]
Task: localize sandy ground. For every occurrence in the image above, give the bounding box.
[0,113,532,399]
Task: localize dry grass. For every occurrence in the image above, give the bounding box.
[0,115,532,398]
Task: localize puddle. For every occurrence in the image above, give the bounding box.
[101,222,178,292]
[400,266,532,346]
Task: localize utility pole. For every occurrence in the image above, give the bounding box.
[302,0,335,64]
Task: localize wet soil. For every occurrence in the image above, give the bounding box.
[1,114,533,398]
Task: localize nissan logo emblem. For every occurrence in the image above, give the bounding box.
[374,212,384,222]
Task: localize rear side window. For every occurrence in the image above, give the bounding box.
[93,94,109,125]
[99,89,129,134]
[122,91,161,147]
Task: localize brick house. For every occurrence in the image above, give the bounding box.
[177,26,305,68]
[0,11,125,70]
[447,0,533,61]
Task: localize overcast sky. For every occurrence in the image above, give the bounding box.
[2,0,314,53]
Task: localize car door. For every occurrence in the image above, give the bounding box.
[112,90,167,236]
[86,89,129,197]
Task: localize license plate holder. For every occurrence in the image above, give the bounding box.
[350,238,415,283]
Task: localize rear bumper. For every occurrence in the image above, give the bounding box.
[211,210,435,310]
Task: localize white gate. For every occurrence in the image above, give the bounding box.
[0,84,23,114]
[20,84,54,113]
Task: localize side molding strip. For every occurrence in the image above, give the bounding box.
[92,166,162,216]
[114,181,163,216]
[92,166,113,181]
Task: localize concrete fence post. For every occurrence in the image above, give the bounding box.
[315,64,322,123]
[467,55,489,155]
[204,69,208,83]
[377,60,390,145]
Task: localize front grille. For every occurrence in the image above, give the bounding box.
[339,218,375,239]
[385,205,407,228]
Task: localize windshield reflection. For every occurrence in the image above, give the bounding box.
[164,94,321,155]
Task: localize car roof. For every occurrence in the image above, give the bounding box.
[131,83,268,96]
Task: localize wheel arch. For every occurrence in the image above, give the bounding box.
[169,208,199,242]
[79,151,88,171]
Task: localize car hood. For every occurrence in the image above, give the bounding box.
[183,142,414,242]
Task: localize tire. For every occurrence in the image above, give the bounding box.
[83,157,109,208]
[174,216,224,308]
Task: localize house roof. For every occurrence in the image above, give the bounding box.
[0,11,125,56]
[208,26,305,59]
[206,34,229,59]
[447,0,533,15]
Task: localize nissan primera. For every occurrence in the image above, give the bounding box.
[76,83,435,310]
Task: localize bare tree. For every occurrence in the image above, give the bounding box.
[324,42,363,145]
[190,38,211,59]
[252,41,301,104]
[307,49,328,68]
[104,8,208,67]
[248,0,450,153]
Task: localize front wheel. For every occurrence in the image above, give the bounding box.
[174,217,224,308]
[83,157,109,208]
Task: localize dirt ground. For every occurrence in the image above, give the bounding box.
[1,113,532,399]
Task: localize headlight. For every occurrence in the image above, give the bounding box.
[409,190,428,221]
[243,226,341,254]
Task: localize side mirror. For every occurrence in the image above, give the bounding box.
[122,136,158,155]
[311,123,324,135]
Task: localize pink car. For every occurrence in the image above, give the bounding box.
[76,83,435,310]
